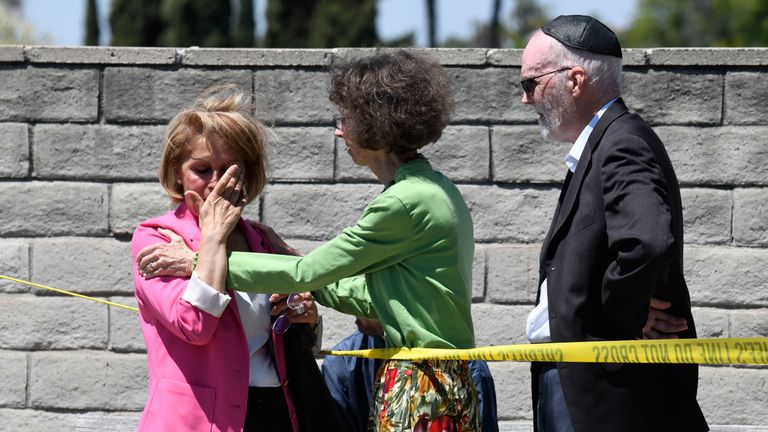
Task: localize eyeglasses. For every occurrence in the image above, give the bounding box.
[272,293,304,334]
[520,67,572,97]
[333,114,347,131]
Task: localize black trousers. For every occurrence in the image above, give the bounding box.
[244,386,293,432]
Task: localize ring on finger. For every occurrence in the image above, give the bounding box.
[294,304,305,315]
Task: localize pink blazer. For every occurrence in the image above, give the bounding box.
[132,203,297,432]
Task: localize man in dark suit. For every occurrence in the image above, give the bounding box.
[520,15,709,432]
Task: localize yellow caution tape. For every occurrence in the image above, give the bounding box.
[321,337,768,365]
[3,274,766,365]
[0,274,139,312]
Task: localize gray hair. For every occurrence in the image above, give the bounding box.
[547,32,623,97]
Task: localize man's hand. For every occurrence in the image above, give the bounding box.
[642,298,688,339]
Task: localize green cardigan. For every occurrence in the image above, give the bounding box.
[227,157,475,349]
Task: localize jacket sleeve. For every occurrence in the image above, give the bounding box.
[226,194,413,317]
[600,134,674,338]
[132,224,231,345]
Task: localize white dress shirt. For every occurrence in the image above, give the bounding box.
[183,272,280,386]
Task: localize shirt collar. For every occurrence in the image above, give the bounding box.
[564,97,618,173]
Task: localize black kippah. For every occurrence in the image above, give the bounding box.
[542,15,622,58]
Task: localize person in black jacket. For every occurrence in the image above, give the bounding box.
[520,15,708,432]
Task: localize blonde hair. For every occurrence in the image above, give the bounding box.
[158,85,270,203]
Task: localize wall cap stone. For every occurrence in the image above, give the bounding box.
[25,46,177,65]
[4,47,766,68]
[0,46,24,62]
[647,48,768,66]
[182,47,333,66]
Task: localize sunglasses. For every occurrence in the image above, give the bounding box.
[520,67,572,97]
[272,293,305,334]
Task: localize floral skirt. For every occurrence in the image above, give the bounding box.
[368,359,481,432]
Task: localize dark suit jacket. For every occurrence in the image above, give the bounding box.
[532,99,708,432]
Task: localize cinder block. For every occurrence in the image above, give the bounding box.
[486,244,539,304]
[103,68,252,123]
[488,362,532,421]
[473,245,487,302]
[110,183,175,237]
[269,127,335,182]
[728,309,768,338]
[31,237,133,295]
[622,70,723,125]
[725,72,768,125]
[74,412,141,430]
[471,303,531,347]
[315,305,359,350]
[0,408,80,430]
[459,184,558,243]
[0,295,107,350]
[685,245,768,307]
[692,307,729,338]
[33,125,165,181]
[421,126,491,182]
[698,366,768,425]
[0,240,29,293]
[336,126,491,183]
[492,125,566,183]
[0,123,28,178]
[449,67,530,123]
[681,188,732,245]
[733,188,768,247]
[253,69,334,124]
[262,184,381,240]
[0,67,98,122]
[658,126,768,186]
[0,351,26,407]
[28,351,147,410]
[109,296,145,353]
[0,182,108,236]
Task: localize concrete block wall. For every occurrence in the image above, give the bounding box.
[0,46,766,431]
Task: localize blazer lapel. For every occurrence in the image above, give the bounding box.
[543,99,630,259]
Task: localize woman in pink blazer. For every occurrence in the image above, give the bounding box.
[131,85,341,432]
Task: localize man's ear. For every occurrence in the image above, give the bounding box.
[569,66,587,97]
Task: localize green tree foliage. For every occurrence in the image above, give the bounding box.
[507,0,548,47]
[623,0,768,47]
[161,0,231,47]
[309,0,377,47]
[109,0,163,46]
[264,0,318,47]
[234,0,255,47]
[264,0,377,48]
[84,0,99,45]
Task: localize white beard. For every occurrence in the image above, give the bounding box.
[536,82,576,143]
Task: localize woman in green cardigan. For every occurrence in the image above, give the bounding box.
[139,50,481,432]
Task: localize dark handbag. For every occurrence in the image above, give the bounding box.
[282,323,348,432]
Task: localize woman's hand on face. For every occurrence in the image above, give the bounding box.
[136,228,195,279]
[188,165,247,245]
[270,292,318,326]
